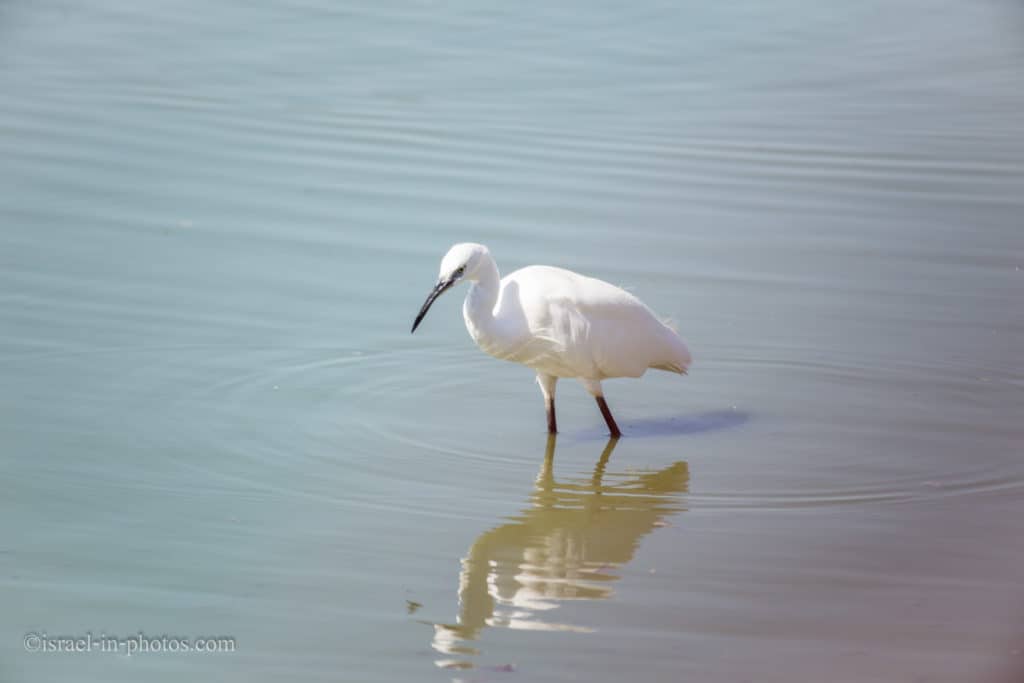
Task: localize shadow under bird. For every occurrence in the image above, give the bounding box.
[411,243,692,437]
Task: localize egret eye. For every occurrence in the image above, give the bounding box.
[455,266,466,277]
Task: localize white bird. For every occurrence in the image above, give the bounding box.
[411,243,692,437]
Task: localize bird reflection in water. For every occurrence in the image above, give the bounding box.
[431,436,689,669]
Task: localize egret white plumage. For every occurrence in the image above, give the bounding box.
[411,243,692,437]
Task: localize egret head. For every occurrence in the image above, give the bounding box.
[411,243,489,333]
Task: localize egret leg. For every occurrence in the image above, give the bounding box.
[580,378,622,438]
[595,396,622,438]
[537,373,558,434]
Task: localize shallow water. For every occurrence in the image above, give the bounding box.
[2,1,1024,681]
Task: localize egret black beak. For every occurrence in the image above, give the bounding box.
[411,277,455,333]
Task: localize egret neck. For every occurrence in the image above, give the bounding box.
[462,251,502,349]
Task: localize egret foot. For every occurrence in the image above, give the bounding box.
[595,396,622,438]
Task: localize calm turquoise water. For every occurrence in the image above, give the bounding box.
[2,1,1023,681]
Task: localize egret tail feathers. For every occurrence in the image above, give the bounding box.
[651,361,689,375]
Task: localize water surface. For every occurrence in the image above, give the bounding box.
[2,1,1023,681]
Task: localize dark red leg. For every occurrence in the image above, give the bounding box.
[595,396,622,438]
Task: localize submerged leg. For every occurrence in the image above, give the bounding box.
[537,373,558,434]
[580,378,622,438]
[591,436,620,488]
[537,434,557,486]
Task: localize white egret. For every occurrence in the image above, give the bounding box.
[411,243,691,437]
